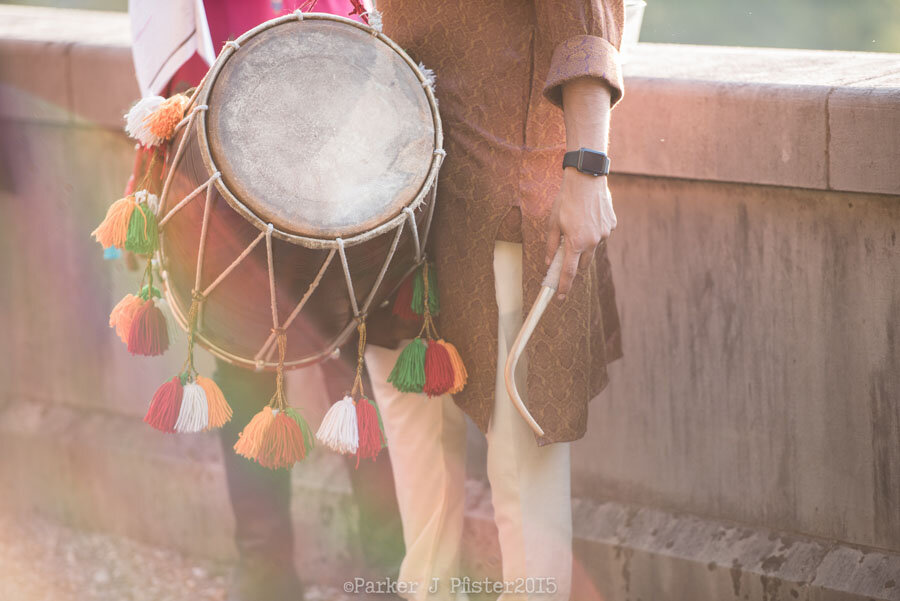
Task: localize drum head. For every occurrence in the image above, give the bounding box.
[206,17,435,239]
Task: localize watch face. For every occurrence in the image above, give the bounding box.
[580,150,609,175]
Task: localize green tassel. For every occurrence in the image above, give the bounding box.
[388,337,427,393]
[139,285,162,301]
[427,265,439,315]
[124,202,158,254]
[284,407,316,452]
[373,400,387,449]
[411,268,424,315]
[411,263,440,316]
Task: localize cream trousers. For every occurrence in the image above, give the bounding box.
[364,241,572,601]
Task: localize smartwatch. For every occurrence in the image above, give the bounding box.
[562,148,610,176]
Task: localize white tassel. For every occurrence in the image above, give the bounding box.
[418,62,436,89]
[124,96,165,147]
[174,382,209,433]
[367,9,383,32]
[315,395,359,454]
[133,190,160,214]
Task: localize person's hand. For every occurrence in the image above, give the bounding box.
[547,77,615,300]
[544,169,616,299]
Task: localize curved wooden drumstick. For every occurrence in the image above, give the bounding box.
[504,245,565,437]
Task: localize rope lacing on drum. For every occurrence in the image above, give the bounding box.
[264,224,278,333]
[180,289,207,379]
[402,207,422,262]
[359,223,404,315]
[154,11,448,372]
[335,238,361,318]
[158,171,221,228]
[175,104,209,133]
[253,248,337,364]
[192,184,216,291]
[200,230,265,299]
[261,224,290,408]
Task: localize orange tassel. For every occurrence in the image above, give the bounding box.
[109,294,144,344]
[92,196,136,249]
[144,95,188,142]
[197,376,233,430]
[255,412,307,469]
[234,407,276,460]
[438,340,468,394]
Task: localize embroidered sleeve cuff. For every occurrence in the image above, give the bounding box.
[543,35,624,109]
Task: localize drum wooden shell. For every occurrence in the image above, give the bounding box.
[157,13,443,370]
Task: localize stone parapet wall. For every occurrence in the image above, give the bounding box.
[2,5,899,600]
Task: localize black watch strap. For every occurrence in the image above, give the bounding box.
[562,148,610,176]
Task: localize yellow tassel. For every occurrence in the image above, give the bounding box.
[234,407,276,460]
[92,196,136,249]
[438,340,468,394]
[144,95,188,142]
[198,376,233,430]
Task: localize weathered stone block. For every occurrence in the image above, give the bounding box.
[829,87,900,195]
[0,38,70,123]
[70,43,139,129]
[578,175,900,551]
[612,79,828,190]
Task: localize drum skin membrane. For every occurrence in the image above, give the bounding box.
[207,19,434,239]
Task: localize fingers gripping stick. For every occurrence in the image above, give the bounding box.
[504,246,565,437]
[542,244,566,290]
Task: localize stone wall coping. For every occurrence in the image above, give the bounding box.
[616,43,900,195]
[624,43,900,89]
[1,5,898,195]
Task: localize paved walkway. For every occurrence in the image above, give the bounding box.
[0,512,349,601]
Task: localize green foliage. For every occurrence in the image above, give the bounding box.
[640,0,900,53]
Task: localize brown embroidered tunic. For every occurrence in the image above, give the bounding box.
[380,0,626,444]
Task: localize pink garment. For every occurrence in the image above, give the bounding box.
[167,0,359,93]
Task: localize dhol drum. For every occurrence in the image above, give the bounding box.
[157,12,443,371]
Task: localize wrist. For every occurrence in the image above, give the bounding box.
[565,136,609,153]
[562,148,610,177]
[562,79,612,152]
[565,127,609,152]
[563,166,608,179]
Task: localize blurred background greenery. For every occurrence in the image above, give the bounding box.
[2,0,900,53]
[641,0,900,52]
